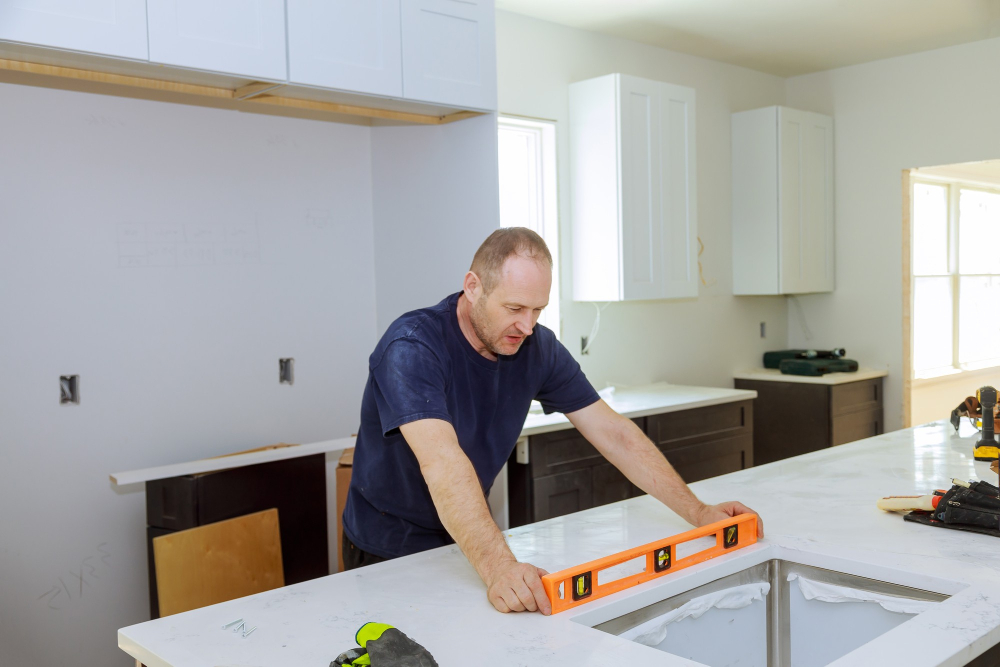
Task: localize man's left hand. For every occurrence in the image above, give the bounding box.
[694,502,764,539]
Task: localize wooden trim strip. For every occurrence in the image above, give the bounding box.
[244,93,444,125]
[0,57,484,126]
[902,169,913,428]
[0,57,233,98]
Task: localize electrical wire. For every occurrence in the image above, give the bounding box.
[581,302,611,355]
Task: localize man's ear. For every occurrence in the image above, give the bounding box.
[463,271,483,302]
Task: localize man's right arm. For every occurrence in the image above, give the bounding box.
[399,418,552,615]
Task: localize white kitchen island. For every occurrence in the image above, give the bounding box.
[119,420,1000,666]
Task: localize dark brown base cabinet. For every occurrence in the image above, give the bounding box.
[507,400,754,528]
[733,377,883,466]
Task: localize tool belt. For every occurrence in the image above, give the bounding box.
[950,395,1000,432]
[905,480,1000,537]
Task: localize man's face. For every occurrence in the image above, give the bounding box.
[469,254,552,356]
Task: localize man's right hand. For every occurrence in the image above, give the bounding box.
[485,560,552,615]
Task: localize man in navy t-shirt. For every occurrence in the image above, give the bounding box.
[342,228,762,616]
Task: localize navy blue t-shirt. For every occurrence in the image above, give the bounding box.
[343,292,600,559]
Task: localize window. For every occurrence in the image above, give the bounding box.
[497,116,560,337]
[912,180,1000,378]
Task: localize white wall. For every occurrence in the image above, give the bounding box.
[785,36,1000,431]
[0,83,377,667]
[496,11,790,392]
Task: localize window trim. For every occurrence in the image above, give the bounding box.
[912,175,1000,379]
[497,114,561,338]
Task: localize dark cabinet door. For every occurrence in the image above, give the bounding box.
[662,436,753,485]
[592,462,638,506]
[532,468,594,522]
[734,380,829,465]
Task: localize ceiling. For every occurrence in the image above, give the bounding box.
[495,0,1000,77]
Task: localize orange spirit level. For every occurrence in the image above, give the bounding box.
[541,513,759,614]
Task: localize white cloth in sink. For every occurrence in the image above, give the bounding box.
[620,582,771,647]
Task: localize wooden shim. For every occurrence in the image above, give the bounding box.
[153,508,284,617]
[234,81,285,100]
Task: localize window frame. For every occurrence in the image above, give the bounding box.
[912,175,1000,381]
[496,114,561,338]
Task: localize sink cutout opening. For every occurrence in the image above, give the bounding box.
[597,554,647,586]
[587,559,950,667]
[675,535,716,562]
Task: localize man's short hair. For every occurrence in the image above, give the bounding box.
[470,227,552,294]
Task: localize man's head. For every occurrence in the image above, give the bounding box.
[463,228,552,356]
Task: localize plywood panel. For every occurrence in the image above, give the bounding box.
[153,509,284,617]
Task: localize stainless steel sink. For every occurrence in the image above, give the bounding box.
[591,559,949,667]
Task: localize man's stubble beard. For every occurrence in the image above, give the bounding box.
[470,295,516,357]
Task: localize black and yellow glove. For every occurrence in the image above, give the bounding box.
[332,622,438,667]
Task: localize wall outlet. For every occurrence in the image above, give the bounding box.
[279,358,294,385]
[760,322,766,338]
[60,375,79,404]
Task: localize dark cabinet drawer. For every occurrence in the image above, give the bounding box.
[528,418,644,477]
[832,408,883,446]
[649,401,752,451]
[663,435,753,484]
[532,468,594,522]
[528,428,603,477]
[831,379,882,417]
[508,403,754,527]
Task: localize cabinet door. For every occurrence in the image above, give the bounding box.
[660,82,697,298]
[287,0,402,97]
[400,0,496,110]
[147,0,287,80]
[619,74,663,301]
[592,462,637,507]
[532,469,593,522]
[778,107,834,294]
[663,436,752,484]
[0,0,147,59]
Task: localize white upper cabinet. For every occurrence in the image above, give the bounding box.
[287,0,402,97]
[0,0,147,59]
[401,0,497,110]
[570,74,697,302]
[146,0,287,81]
[732,106,834,295]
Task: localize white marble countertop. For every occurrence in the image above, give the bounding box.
[733,367,888,385]
[119,420,1000,666]
[111,383,755,483]
[522,382,756,436]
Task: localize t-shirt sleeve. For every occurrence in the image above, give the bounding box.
[371,337,453,436]
[535,338,601,415]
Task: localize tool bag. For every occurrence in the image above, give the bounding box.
[778,358,859,376]
[763,349,846,369]
[905,481,1000,537]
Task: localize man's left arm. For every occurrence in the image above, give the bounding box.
[567,399,764,538]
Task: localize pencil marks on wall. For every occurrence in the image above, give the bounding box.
[36,543,111,611]
[117,222,261,268]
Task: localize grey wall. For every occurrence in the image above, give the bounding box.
[370,113,502,333]
[0,82,378,667]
